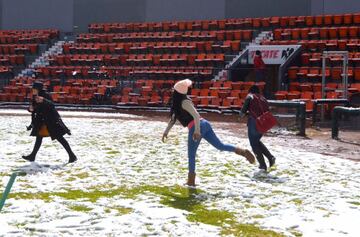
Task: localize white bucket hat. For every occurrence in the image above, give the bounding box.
[174,79,192,94]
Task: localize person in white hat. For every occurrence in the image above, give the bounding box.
[162,79,255,186]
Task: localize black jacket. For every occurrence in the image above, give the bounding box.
[29,91,71,140]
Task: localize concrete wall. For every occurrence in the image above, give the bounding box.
[0,0,359,33]
[311,0,360,15]
[1,0,74,32]
[225,0,312,18]
[145,0,225,22]
[74,0,146,32]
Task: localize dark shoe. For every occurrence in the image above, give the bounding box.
[269,157,276,168]
[256,154,267,171]
[68,154,77,163]
[259,165,267,171]
[22,154,35,162]
[186,172,196,187]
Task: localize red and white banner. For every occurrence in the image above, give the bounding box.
[248,45,301,65]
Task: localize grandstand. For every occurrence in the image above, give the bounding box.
[0,13,358,116]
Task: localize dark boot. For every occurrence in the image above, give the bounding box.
[259,142,275,168]
[57,136,77,163]
[22,137,42,162]
[186,172,196,187]
[268,157,276,168]
[22,154,36,162]
[256,153,267,171]
[68,153,77,163]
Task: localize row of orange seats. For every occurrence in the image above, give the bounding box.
[129,69,214,80]
[34,65,215,78]
[57,79,118,88]
[0,83,116,104]
[256,14,360,27]
[114,95,168,106]
[287,66,360,81]
[51,94,94,105]
[286,82,360,93]
[273,26,360,41]
[301,52,360,66]
[0,29,59,37]
[113,94,243,110]
[49,54,225,67]
[0,66,12,75]
[0,55,25,66]
[63,40,241,55]
[274,90,345,112]
[131,79,264,91]
[77,30,253,43]
[263,39,360,52]
[0,34,56,44]
[7,77,118,90]
[132,79,175,89]
[0,44,38,55]
[89,13,360,33]
[89,19,254,34]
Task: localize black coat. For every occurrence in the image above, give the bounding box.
[29,91,71,140]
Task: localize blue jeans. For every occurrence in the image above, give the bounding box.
[188,119,236,173]
[248,117,273,168]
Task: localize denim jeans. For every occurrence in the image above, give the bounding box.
[188,119,236,173]
[248,117,274,168]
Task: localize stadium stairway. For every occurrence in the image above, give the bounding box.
[18,40,67,78]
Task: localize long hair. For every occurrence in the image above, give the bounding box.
[248,85,260,94]
[170,90,187,118]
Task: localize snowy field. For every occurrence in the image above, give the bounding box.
[0,110,359,237]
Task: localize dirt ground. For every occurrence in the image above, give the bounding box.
[123,110,360,162]
[1,108,359,162]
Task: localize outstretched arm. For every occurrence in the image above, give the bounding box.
[162,114,176,142]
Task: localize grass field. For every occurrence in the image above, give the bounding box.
[0,110,359,236]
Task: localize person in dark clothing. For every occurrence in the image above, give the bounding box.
[240,85,275,171]
[253,50,266,82]
[22,82,77,163]
[162,79,255,186]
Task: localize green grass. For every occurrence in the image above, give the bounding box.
[8,185,284,236]
[348,201,360,206]
[68,204,92,212]
[74,172,90,179]
[291,198,303,206]
[106,150,120,155]
[133,185,284,237]
[113,206,133,215]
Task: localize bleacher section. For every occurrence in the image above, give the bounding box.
[260,14,360,112]
[0,29,59,101]
[1,20,256,107]
[0,13,359,112]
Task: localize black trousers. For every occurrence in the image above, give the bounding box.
[30,136,75,158]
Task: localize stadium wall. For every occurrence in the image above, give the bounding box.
[225,0,312,18]
[311,0,360,15]
[0,0,359,33]
[1,0,74,32]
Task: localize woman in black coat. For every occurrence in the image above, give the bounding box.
[22,82,77,163]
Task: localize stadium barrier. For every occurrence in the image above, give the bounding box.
[312,99,350,125]
[268,100,306,136]
[332,106,360,139]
